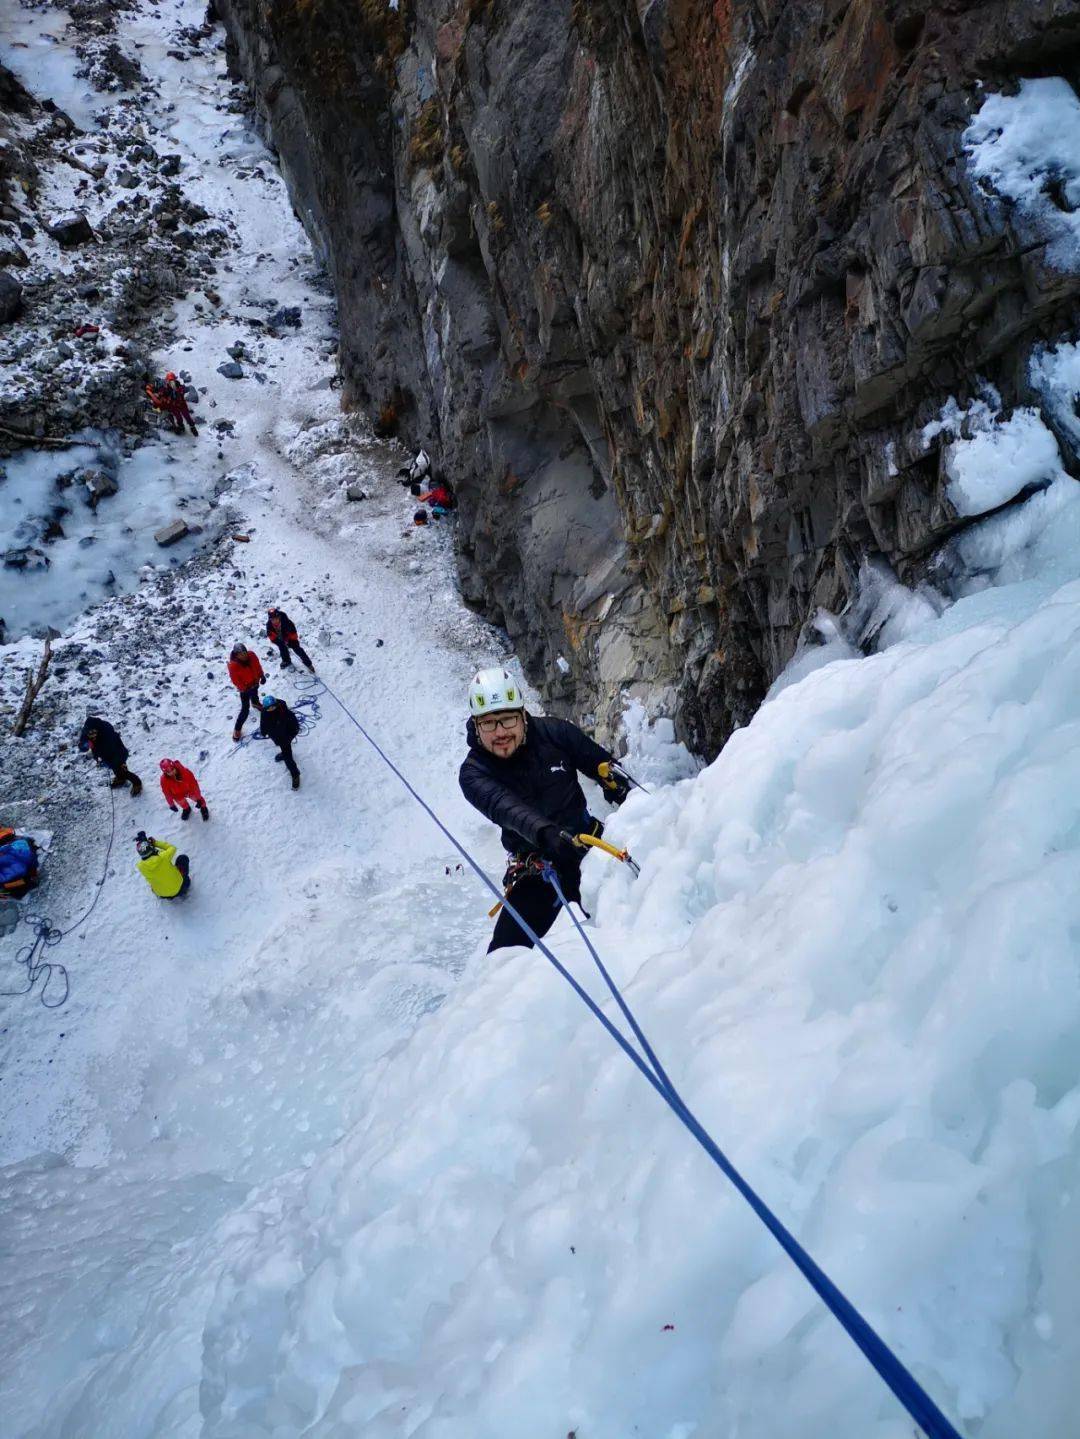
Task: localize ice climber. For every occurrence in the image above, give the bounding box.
[78,715,143,795]
[458,667,630,952]
[134,832,191,899]
[0,827,40,898]
[259,694,302,789]
[159,758,209,821]
[266,606,315,672]
[228,642,265,741]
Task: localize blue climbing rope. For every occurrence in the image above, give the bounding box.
[227,671,323,754]
[1,785,117,1010]
[290,670,323,735]
[315,674,963,1439]
[540,861,680,1103]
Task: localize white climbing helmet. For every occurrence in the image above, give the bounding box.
[468,666,523,716]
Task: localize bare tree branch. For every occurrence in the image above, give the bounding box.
[11,638,53,737]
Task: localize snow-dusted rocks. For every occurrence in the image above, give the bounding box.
[0,267,21,321]
[4,544,49,570]
[153,518,189,546]
[80,465,118,509]
[45,211,93,247]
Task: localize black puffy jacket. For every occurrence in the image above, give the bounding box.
[266,609,298,644]
[78,716,128,767]
[260,700,300,745]
[459,714,612,854]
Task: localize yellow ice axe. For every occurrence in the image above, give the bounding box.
[572,831,641,876]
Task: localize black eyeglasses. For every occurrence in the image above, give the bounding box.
[476,713,523,734]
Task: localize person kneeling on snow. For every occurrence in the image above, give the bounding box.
[0,827,40,898]
[418,479,455,516]
[159,759,209,821]
[458,667,629,953]
[259,694,301,789]
[134,832,191,899]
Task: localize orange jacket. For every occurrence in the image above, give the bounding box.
[227,652,264,691]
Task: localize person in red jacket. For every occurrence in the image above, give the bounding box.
[159,758,209,821]
[228,642,265,741]
[163,372,198,436]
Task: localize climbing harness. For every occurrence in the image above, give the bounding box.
[487,854,542,918]
[0,787,117,1010]
[487,832,639,918]
[314,674,963,1439]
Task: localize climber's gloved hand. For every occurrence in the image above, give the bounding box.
[539,825,581,867]
[599,764,631,806]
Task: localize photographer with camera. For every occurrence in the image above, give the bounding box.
[134,831,191,899]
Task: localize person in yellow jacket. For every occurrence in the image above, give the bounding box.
[135,832,191,898]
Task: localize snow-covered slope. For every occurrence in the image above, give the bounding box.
[3,7,1080,1439]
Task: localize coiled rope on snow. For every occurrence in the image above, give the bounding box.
[1,785,117,1010]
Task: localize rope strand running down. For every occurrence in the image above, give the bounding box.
[275,674,965,1439]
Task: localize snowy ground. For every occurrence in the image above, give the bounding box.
[3,8,1080,1439]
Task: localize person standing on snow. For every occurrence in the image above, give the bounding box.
[266,607,315,672]
[163,372,198,436]
[258,694,302,789]
[458,667,629,952]
[228,642,265,741]
[159,758,209,821]
[134,832,191,899]
[78,715,143,795]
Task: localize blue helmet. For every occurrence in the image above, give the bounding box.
[261,694,276,709]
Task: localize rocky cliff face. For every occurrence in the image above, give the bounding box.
[211,0,1080,754]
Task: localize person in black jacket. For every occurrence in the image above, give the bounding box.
[458,667,629,952]
[78,715,143,795]
[266,607,314,672]
[259,694,301,789]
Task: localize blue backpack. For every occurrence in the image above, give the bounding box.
[0,837,37,890]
